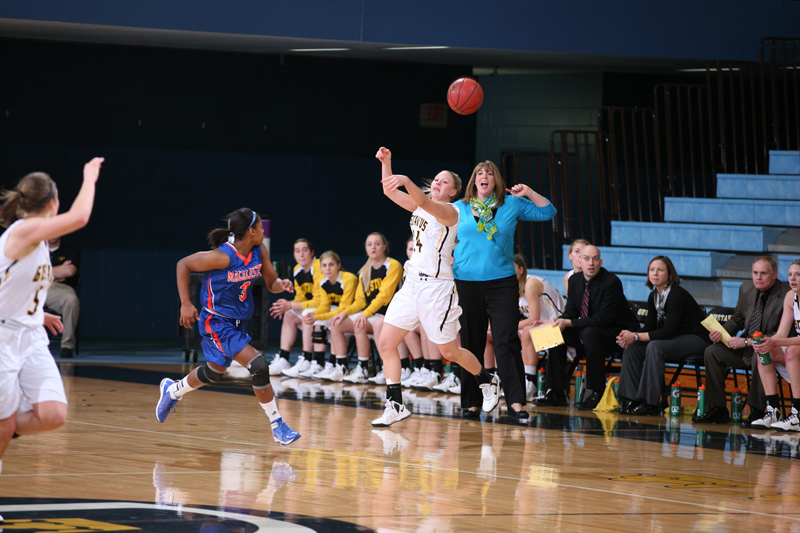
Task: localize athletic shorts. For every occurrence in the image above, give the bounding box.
[0,320,67,419]
[305,305,336,328]
[199,309,251,367]
[350,311,384,329]
[384,277,461,345]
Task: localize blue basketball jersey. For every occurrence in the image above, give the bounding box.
[200,243,262,320]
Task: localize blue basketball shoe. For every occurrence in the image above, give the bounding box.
[156,378,180,423]
[271,418,301,446]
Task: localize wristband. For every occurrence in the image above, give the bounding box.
[633,333,640,342]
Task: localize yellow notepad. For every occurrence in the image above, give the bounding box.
[701,315,731,347]
[529,324,565,352]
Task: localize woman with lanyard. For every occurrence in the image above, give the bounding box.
[454,160,556,420]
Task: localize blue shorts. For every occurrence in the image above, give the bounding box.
[199,309,252,367]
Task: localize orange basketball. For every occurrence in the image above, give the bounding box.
[447,78,484,115]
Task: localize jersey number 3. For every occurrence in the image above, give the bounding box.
[238,281,251,302]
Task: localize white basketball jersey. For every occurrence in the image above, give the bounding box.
[0,220,52,328]
[405,204,458,280]
[519,275,565,322]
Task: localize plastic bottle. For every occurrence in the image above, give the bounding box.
[730,388,743,423]
[752,331,772,365]
[574,371,583,407]
[537,367,546,397]
[696,384,706,418]
[670,381,681,416]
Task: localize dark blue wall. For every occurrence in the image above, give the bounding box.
[0,38,477,339]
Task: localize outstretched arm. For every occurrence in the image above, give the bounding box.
[376,147,416,212]
[6,158,104,260]
[382,174,458,226]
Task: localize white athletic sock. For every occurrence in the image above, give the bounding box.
[261,399,281,423]
[524,365,536,375]
[171,377,196,399]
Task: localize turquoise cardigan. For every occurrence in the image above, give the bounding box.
[453,195,556,282]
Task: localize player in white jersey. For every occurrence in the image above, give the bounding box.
[752,259,800,431]
[371,147,500,427]
[513,254,569,400]
[0,157,103,486]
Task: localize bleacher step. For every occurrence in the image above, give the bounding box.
[768,228,800,254]
[664,197,800,226]
[611,221,787,252]
[770,150,800,175]
[562,245,733,278]
[717,173,800,200]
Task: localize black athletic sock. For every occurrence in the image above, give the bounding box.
[474,368,493,385]
[387,383,403,405]
[485,367,497,376]
[401,357,411,369]
[430,359,444,375]
[313,351,326,365]
[766,395,780,410]
[793,398,800,413]
[302,351,312,361]
[279,349,291,360]
[450,362,461,374]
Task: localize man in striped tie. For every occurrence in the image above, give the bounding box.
[534,245,640,409]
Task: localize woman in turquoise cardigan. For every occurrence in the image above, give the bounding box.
[454,160,556,419]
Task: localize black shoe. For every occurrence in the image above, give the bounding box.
[630,402,661,416]
[461,408,480,419]
[617,398,640,415]
[574,391,601,411]
[508,407,530,421]
[60,348,73,359]
[693,405,730,424]
[741,408,765,428]
[532,389,569,407]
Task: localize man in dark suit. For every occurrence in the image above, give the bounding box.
[534,245,640,409]
[696,256,790,425]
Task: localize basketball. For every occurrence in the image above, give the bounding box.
[447,78,484,115]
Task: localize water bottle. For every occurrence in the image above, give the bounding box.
[730,388,743,423]
[752,331,772,365]
[670,381,681,416]
[696,384,706,418]
[537,367,546,397]
[574,371,584,406]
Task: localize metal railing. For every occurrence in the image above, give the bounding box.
[508,37,798,271]
[761,38,800,154]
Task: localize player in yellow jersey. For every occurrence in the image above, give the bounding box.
[326,233,402,382]
[268,238,323,375]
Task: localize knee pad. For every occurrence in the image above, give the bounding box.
[247,353,271,388]
[197,363,226,384]
[312,326,329,346]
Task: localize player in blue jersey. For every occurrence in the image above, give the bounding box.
[155,208,301,446]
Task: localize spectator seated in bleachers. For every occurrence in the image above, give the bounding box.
[533,244,639,410]
[696,256,790,425]
[615,256,711,416]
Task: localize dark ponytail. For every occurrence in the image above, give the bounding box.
[0,172,57,227]
[207,208,259,248]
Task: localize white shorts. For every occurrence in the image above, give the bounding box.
[384,277,461,345]
[0,322,67,419]
[350,311,384,328]
[291,308,308,330]
[305,305,337,328]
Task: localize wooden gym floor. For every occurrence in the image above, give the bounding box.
[1,345,799,532]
